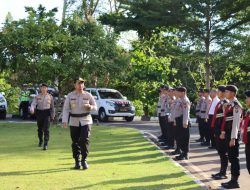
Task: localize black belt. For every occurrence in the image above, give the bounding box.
[70,113,90,117]
[201,111,206,113]
[36,109,50,112]
[195,110,200,113]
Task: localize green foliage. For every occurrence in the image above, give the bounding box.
[0,74,20,114]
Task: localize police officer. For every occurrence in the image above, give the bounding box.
[166,87,176,149]
[20,84,31,120]
[220,85,242,189]
[211,85,229,180]
[243,90,250,174]
[195,89,204,142]
[62,78,97,170]
[200,89,212,146]
[172,87,191,160]
[158,85,169,143]
[30,83,55,150]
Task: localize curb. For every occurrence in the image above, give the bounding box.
[141,131,225,190]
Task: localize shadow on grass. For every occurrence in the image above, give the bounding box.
[0,167,71,176]
[64,173,198,190]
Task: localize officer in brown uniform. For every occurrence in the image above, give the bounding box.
[220,85,242,189]
[31,83,55,150]
[211,85,229,180]
[200,89,212,146]
[172,87,191,160]
[243,90,250,174]
[62,78,97,170]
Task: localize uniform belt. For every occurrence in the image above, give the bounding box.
[216,113,224,118]
[226,116,233,121]
[195,110,200,112]
[70,113,90,117]
[200,111,206,113]
[36,109,50,112]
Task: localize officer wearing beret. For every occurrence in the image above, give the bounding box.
[200,89,212,146]
[195,88,205,142]
[243,90,250,174]
[220,85,242,189]
[172,87,191,160]
[211,85,229,180]
[62,78,97,170]
[30,83,55,150]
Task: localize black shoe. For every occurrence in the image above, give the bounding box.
[170,150,181,155]
[43,145,48,150]
[195,138,203,142]
[82,160,89,170]
[201,141,210,146]
[165,146,175,150]
[158,135,164,140]
[74,159,81,169]
[211,172,227,180]
[208,146,216,149]
[175,154,189,160]
[221,180,240,189]
[38,141,43,147]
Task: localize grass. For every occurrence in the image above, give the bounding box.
[0,122,202,190]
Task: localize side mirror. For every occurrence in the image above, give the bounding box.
[93,96,98,100]
[123,96,127,100]
[1,92,5,96]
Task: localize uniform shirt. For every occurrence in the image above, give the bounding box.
[200,96,212,119]
[168,96,176,122]
[195,96,203,117]
[159,94,168,116]
[165,95,171,116]
[209,96,220,115]
[243,109,250,144]
[221,97,243,139]
[172,96,191,126]
[31,93,55,118]
[156,96,161,116]
[62,91,97,127]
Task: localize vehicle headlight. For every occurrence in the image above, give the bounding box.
[106,101,115,107]
[0,98,5,103]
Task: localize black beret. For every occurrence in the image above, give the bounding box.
[162,85,169,90]
[217,85,226,92]
[225,85,238,93]
[198,88,204,93]
[40,83,48,87]
[176,87,187,92]
[245,90,250,97]
[204,89,210,93]
[74,77,86,83]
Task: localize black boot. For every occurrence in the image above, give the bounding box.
[38,141,43,147]
[82,160,89,170]
[221,176,240,189]
[74,159,81,169]
[211,172,227,180]
[170,149,181,155]
[43,142,48,150]
[175,153,189,160]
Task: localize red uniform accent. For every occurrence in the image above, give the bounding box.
[221,105,233,132]
[243,112,250,144]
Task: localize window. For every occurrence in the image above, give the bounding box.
[98,90,123,99]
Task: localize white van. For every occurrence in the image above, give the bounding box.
[86,88,135,122]
[0,92,7,119]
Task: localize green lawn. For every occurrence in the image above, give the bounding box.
[0,122,202,190]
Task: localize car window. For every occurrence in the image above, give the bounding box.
[91,90,97,97]
[98,90,123,99]
[29,89,37,95]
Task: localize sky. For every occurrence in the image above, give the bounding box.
[0,0,63,25]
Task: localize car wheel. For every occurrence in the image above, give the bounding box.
[125,116,134,122]
[0,110,6,120]
[98,109,108,122]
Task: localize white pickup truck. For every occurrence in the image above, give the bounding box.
[86,88,135,122]
[0,92,7,119]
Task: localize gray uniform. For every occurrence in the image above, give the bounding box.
[62,90,97,162]
[195,97,203,117]
[200,96,212,119]
[31,93,55,146]
[173,96,191,155]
